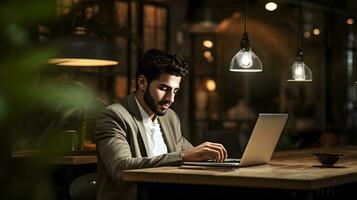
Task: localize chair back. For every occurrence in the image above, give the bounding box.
[69,173,97,200]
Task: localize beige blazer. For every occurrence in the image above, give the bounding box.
[95,94,193,200]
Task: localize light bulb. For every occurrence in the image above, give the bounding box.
[287,60,313,82]
[347,18,354,25]
[203,40,213,48]
[313,28,320,36]
[206,79,216,92]
[203,51,212,58]
[239,50,253,68]
[265,2,277,11]
[230,49,262,72]
[292,61,306,80]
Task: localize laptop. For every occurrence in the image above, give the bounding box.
[182,113,288,167]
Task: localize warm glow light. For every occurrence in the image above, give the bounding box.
[265,2,277,11]
[207,56,214,63]
[239,51,253,68]
[48,58,118,66]
[287,61,312,82]
[294,65,304,77]
[313,28,320,36]
[230,49,262,72]
[203,40,213,48]
[206,79,216,92]
[203,51,212,58]
[347,18,354,25]
[303,31,311,38]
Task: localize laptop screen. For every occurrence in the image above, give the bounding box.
[202,130,242,158]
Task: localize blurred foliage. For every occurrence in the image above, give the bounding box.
[0,0,101,199]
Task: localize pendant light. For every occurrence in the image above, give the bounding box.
[48,2,118,67]
[287,0,312,82]
[230,0,262,72]
[48,27,118,67]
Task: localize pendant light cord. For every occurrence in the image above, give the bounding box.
[298,0,302,51]
[244,0,248,34]
[240,0,250,49]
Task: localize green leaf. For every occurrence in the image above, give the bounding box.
[0,0,56,25]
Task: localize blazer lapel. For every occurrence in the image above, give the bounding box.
[125,94,150,157]
[158,116,176,152]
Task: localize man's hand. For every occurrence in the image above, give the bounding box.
[182,142,228,162]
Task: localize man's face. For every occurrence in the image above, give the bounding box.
[144,74,181,116]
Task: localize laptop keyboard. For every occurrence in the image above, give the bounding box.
[207,158,241,163]
[224,158,241,163]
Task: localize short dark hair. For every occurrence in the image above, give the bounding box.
[135,49,188,87]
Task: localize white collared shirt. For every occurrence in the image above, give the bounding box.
[135,97,168,157]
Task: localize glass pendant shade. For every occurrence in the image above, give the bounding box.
[287,60,312,82]
[230,48,263,72]
[229,0,262,73]
[287,0,313,82]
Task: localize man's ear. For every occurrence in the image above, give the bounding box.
[137,75,148,91]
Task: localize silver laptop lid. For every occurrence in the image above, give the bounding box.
[239,113,288,167]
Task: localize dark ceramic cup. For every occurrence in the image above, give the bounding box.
[313,153,344,166]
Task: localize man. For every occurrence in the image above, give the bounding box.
[95,49,227,200]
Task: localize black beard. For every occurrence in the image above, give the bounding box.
[144,88,168,116]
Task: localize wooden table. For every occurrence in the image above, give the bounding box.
[12,150,97,165]
[123,146,357,200]
[52,155,97,165]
